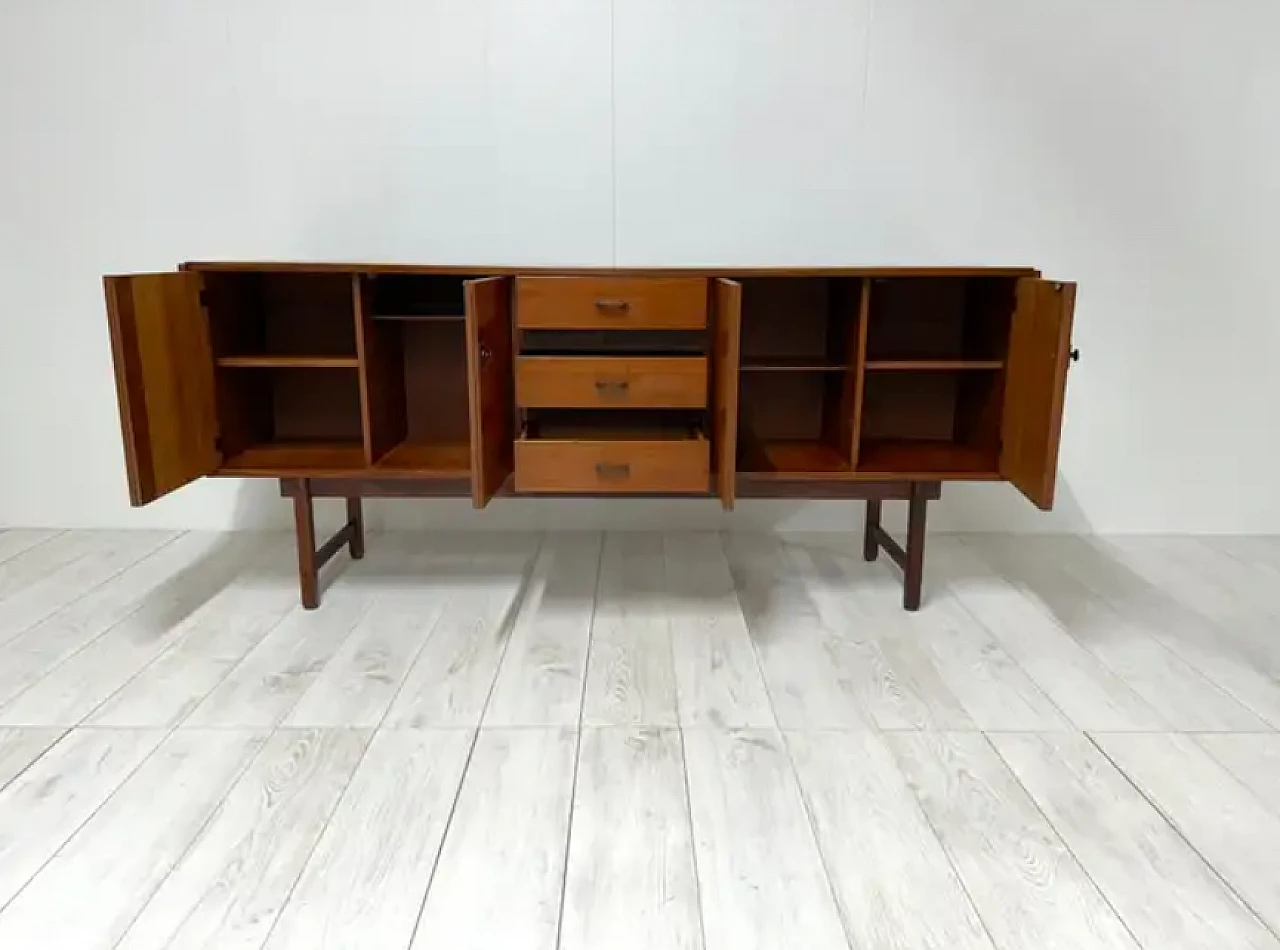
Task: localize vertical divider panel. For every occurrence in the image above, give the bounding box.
[846,278,873,468]
[354,275,407,467]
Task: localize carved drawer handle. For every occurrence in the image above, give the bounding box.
[595,298,630,313]
[595,462,631,480]
[594,379,630,395]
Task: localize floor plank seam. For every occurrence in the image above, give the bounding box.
[552,531,602,950]
[0,530,66,570]
[404,531,549,950]
[980,731,1150,950]
[0,531,186,654]
[1086,731,1280,945]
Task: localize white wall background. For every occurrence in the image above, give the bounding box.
[1,0,1277,534]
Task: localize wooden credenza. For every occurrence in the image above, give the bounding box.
[103,263,1077,610]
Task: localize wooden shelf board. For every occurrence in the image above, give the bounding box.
[219,442,366,475]
[856,440,1000,479]
[216,355,360,369]
[863,359,1004,372]
[741,359,848,373]
[738,440,852,478]
[375,441,472,475]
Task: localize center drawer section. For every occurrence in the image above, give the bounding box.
[516,277,708,330]
[515,415,709,494]
[516,356,707,409]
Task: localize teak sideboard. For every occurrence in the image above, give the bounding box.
[103,263,1077,611]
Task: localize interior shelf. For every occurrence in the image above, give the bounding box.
[738,439,850,477]
[216,355,360,369]
[220,442,366,474]
[856,440,999,478]
[863,359,1003,372]
[375,441,471,474]
[741,359,848,373]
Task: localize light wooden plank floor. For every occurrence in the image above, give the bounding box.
[0,528,1277,949]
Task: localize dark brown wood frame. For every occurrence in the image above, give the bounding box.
[281,476,941,611]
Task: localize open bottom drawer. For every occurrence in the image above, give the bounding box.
[514,422,709,494]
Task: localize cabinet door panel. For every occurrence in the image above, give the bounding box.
[1000,279,1077,509]
[714,278,743,509]
[104,272,219,505]
[465,277,514,507]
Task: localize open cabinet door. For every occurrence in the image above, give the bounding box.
[465,277,514,508]
[103,272,220,506]
[714,278,743,509]
[1000,278,1077,510]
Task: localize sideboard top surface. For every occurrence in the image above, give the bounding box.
[179,261,1042,278]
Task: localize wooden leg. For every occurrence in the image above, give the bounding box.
[346,497,365,560]
[867,483,933,611]
[294,478,319,610]
[902,483,928,612]
[863,500,882,561]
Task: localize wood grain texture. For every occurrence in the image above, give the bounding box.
[0,729,263,950]
[787,730,995,950]
[1195,734,1280,818]
[1096,732,1280,934]
[0,530,176,645]
[261,728,474,950]
[384,535,540,728]
[714,278,743,509]
[787,541,976,730]
[931,538,1167,731]
[411,727,577,950]
[583,533,678,727]
[104,272,220,504]
[887,731,1140,950]
[992,731,1280,950]
[215,355,360,368]
[516,276,708,329]
[184,590,373,728]
[284,588,450,728]
[561,727,702,950]
[516,356,708,409]
[484,533,601,728]
[722,534,873,730]
[0,533,257,712]
[1000,278,1076,509]
[0,728,64,792]
[515,434,710,494]
[117,728,369,950]
[465,276,514,507]
[682,728,849,950]
[665,534,775,729]
[0,728,166,908]
[968,537,1269,731]
[0,533,272,725]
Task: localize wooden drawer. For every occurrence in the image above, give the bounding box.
[516,356,707,409]
[515,431,709,494]
[516,277,708,330]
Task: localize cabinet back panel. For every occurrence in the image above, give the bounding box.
[866,279,967,361]
[261,274,358,356]
[371,275,479,318]
[860,373,958,441]
[273,369,363,442]
[739,373,826,441]
[403,322,471,445]
[740,277,831,360]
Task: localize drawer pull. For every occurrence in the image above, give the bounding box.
[595,298,631,314]
[595,462,631,480]
[593,379,630,395]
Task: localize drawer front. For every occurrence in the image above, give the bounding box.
[516,357,707,409]
[515,438,709,494]
[516,277,708,330]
